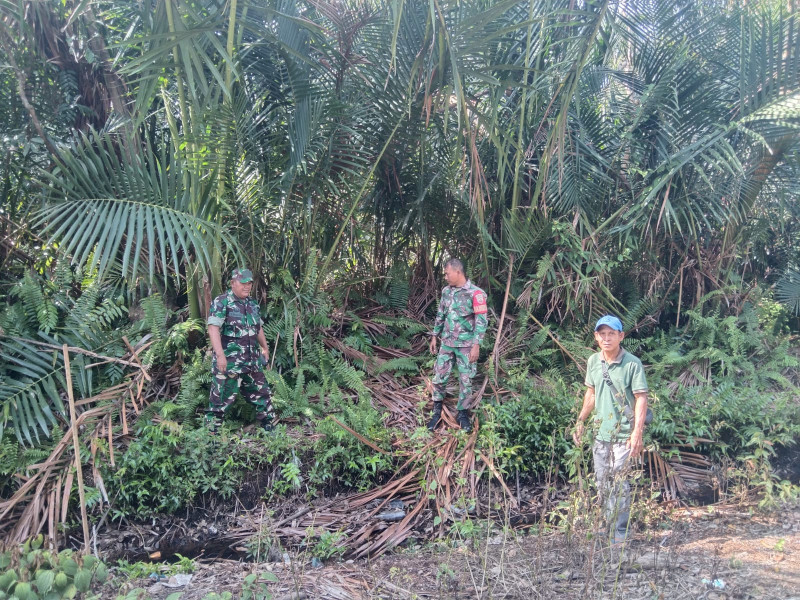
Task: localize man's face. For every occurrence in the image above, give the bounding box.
[231,279,253,299]
[444,265,465,286]
[594,325,624,354]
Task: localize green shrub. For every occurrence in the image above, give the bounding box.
[158,349,211,426]
[491,373,575,477]
[309,399,395,491]
[651,384,800,460]
[640,291,799,390]
[310,529,346,561]
[105,423,288,520]
[241,571,277,600]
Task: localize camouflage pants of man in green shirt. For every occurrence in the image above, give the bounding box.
[432,345,476,410]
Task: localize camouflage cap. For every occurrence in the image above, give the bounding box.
[231,268,254,283]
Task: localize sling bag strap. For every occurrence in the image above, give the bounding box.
[600,358,653,425]
[600,358,634,421]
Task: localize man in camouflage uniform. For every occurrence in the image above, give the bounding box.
[428,258,488,433]
[206,268,274,433]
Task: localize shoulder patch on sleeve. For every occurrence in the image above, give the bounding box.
[472,290,488,314]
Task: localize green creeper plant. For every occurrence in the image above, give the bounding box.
[0,536,108,600]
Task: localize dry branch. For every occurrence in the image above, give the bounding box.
[0,343,158,546]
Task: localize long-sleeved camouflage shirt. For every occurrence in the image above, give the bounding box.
[432,280,488,347]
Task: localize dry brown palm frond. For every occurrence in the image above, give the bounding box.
[669,359,711,393]
[220,384,517,560]
[0,344,160,547]
[646,444,717,503]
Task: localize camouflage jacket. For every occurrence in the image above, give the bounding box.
[207,290,264,372]
[432,280,488,347]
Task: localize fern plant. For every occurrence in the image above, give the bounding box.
[309,398,395,491]
[158,350,212,425]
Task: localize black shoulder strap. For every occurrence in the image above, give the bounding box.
[601,358,635,422]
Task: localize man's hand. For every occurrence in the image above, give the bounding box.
[261,346,269,365]
[216,354,228,374]
[627,431,644,457]
[468,344,479,363]
[429,336,438,355]
[572,421,585,446]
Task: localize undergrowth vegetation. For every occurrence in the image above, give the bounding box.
[1,259,797,535]
[0,536,109,599]
[65,285,795,526]
[1,0,799,564]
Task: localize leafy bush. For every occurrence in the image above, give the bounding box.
[0,536,108,599]
[105,423,288,520]
[635,294,800,463]
[157,349,211,426]
[310,529,346,561]
[0,267,132,445]
[262,337,372,422]
[491,372,575,477]
[241,571,278,600]
[651,384,800,460]
[640,290,799,390]
[138,295,205,367]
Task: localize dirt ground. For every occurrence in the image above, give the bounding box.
[119,501,800,600]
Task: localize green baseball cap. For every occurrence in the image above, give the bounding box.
[231,268,254,283]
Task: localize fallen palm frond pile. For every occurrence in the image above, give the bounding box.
[226,416,520,559]
[647,442,718,502]
[0,340,164,546]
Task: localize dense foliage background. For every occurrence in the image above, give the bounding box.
[1,0,799,544]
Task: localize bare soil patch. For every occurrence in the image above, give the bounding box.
[119,502,800,599]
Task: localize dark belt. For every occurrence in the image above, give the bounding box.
[221,334,258,346]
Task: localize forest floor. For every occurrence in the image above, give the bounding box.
[118,500,800,600]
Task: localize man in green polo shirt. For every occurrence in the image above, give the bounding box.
[572,315,649,544]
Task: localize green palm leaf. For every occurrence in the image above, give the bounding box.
[36,131,241,285]
[776,267,800,316]
[0,339,66,446]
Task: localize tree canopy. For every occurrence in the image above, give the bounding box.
[1,0,799,446]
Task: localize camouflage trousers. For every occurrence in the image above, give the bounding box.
[432,345,476,410]
[206,367,273,431]
[592,440,632,541]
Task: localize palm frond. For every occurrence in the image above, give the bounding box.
[36,131,241,285]
[0,339,66,446]
[776,267,800,316]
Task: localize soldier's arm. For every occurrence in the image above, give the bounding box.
[472,290,488,345]
[208,324,226,370]
[473,312,487,345]
[207,296,228,370]
[208,324,225,355]
[257,328,270,361]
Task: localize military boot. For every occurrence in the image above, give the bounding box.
[427,402,443,431]
[205,413,223,435]
[260,418,274,433]
[456,409,472,433]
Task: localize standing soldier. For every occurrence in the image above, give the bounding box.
[428,259,488,433]
[206,268,274,433]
